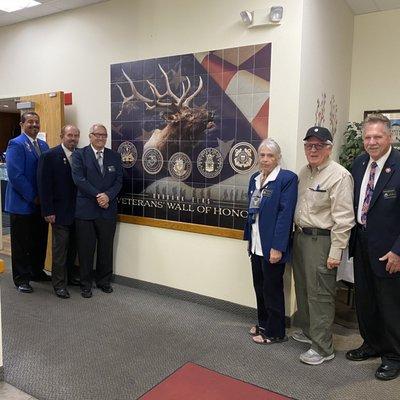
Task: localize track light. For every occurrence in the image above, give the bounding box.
[269,6,283,23]
[240,5,283,28]
[240,10,253,26]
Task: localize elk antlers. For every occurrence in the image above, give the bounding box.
[116,64,203,118]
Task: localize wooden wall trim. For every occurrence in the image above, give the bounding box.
[117,215,244,240]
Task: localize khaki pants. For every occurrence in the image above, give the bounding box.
[292,230,336,356]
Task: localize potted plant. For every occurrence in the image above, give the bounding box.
[339,122,364,171]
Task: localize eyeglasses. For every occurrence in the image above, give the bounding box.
[91,133,108,139]
[304,143,328,151]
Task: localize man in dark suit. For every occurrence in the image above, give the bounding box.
[37,125,80,299]
[5,111,50,293]
[71,124,122,298]
[347,113,400,381]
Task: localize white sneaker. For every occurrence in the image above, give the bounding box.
[300,349,335,365]
[291,331,312,344]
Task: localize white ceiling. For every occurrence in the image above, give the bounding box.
[0,0,400,28]
[345,0,400,14]
[0,0,109,27]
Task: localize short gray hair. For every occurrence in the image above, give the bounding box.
[258,138,282,162]
[362,113,391,136]
[89,124,107,134]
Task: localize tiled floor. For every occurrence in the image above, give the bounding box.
[0,382,37,400]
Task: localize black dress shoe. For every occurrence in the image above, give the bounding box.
[98,284,113,293]
[346,345,378,361]
[68,277,81,286]
[17,283,33,293]
[31,271,51,282]
[375,364,400,381]
[81,288,93,298]
[55,288,70,299]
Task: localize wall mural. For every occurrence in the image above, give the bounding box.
[110,43,271,234]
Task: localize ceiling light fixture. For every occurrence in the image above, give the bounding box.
[0,0,41,13]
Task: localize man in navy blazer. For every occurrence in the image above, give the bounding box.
[71,124,123,298]
[347,113,400,381]
[37,125,80,299]
[5,111,50,293]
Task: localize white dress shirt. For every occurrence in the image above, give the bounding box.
[61,143,73,164]
[357,147,392,224]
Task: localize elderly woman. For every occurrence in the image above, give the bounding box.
[244,138,298,344]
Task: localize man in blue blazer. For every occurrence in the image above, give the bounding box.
[347,113,400,381]
[5,111,50,293]
[71,124,123,298]
[37,125,80,299]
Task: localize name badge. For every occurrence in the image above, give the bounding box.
[383,189,396,199]
[107,165,116,172]
[262,188,273,198]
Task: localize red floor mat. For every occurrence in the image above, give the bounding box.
[139,362,292,400]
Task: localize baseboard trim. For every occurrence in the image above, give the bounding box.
[113,275,291,327]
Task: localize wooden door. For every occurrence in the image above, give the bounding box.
[20,91,65,147]
[20,91,66,270]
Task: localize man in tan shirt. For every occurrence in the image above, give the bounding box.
[292,126,355,365]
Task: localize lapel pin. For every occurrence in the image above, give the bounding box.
[385,167,391,173]
[63,157,67,165]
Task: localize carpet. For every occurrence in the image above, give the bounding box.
[3,252,399,400]
[139,362,291,400]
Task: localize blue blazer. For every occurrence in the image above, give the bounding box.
[350,148,400,278]
[37,145,77,226]
[71,145,123,220]
[5,133,49,214]
[244,169,298,264]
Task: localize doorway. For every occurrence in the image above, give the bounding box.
[0,98,19,257]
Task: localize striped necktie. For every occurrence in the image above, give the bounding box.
[360,161,377,226]
[33,140,41,156]
[96,150,104,174]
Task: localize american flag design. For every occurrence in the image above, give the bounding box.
[111,43,271,231]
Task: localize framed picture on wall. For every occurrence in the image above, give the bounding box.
[364,109,400,147]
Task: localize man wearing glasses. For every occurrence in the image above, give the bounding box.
[71,124,122,298]
[291,126,355,365]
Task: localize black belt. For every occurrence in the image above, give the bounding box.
[295,226,330,236]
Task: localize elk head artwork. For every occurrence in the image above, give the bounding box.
[116,65,215,156]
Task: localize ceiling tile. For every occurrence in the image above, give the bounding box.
[0,0,109,27]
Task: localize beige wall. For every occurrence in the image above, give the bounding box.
[349,9,400,122]
[0,0,356,313]
[298,0,354,165]
[0,0,304,310]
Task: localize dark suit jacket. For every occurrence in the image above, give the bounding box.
[350,148,400,278]
[243,169,298,264]
[5,133,49,214]
[37,145,76,226]
[71,145,123,220]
